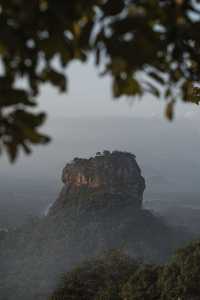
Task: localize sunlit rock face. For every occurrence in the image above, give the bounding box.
[49,151,145,216]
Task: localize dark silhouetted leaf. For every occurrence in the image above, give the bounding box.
[165,100,175,121]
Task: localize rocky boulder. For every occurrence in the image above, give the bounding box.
[49,151,145,216]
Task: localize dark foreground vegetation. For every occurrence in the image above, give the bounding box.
[50,240,200,300]
[1,0,200,161]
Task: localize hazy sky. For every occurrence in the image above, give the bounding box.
[1,60,200,186]
[37,59,200,121]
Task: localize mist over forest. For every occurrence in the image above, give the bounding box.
[1,116,200,231]
[1,116,200,299]
[2,1,200,298]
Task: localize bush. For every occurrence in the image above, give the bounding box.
[122,265,162,300]
[50,240,200,300]
[49,251,138,300]
[160,240,200,300]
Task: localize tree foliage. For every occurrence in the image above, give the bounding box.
[49,251,137,300]
[1,0,200,160]
[160,240,200,300]
[122,265,162,300]
[50,241,200,300]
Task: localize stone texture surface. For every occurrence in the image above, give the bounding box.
[49,151,145,216]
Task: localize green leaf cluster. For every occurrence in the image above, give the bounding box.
[50,240,200,300]
[1,0,200,159]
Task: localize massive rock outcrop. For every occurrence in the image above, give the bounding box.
[0,151,189,300]
[49,151,145,216]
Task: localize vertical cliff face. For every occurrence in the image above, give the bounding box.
[49,151,145,216]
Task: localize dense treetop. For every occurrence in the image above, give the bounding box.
[1,0,200,160]
[50,240,200,300]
